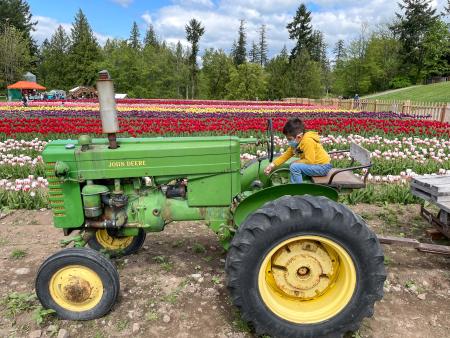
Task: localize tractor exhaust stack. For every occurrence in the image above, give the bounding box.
[97,70,119,149]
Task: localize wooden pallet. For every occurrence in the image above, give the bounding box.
[411,176,450,210]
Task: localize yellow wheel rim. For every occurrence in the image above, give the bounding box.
[95,229,133,250]
[258,235,356,324]
[49,265,103,312]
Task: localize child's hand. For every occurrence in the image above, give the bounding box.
[264,163,275,175]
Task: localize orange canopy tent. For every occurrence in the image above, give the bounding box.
[7,81,46,90]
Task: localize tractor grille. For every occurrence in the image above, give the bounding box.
[45,162,66,216]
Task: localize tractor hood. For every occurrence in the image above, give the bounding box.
[42,136,241,180]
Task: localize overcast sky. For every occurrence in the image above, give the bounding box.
[29,0,448,58]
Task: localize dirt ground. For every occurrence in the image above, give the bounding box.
[0,204,449,338]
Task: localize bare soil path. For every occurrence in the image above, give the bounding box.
[0,204,449,338]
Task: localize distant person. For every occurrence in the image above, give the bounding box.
[354,93,360,108]
[22,95,28,107]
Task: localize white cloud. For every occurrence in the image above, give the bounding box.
[111,0,133,8]
[142,11,152,25]
[173,0,214,8]
[144,0,449,58]
[32,15,112,46]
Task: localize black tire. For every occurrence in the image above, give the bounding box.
[88,228,146,258]
[35,248,120,320]
[226,195,386,338]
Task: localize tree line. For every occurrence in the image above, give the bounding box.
[1,0,449,99]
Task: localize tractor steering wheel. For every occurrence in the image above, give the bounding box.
[266,119,274,163]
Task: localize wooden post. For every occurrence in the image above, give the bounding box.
[374,100,378,112]
[402,100,411,114]
[441,103,450,123]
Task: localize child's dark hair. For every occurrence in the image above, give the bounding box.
[282,118,305,137]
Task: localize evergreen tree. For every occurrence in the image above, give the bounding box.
[232,20,247,65]
[129,21,141,50]
[68,9,101,86]
[249,41,260,63]
[444,0,450,15]
[0,24,30,88]
[258,24,268,66]
[144,24,159,48]
[286,3,313,60]
[185,18,205,98]
[391,0,438,82]
[38,25,70,89]
[0,0,37,57]
[310,30,326,63]
[333,40,346,63]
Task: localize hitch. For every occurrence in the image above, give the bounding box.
[60,231,94,248]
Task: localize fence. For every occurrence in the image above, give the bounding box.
[283,98,450,123]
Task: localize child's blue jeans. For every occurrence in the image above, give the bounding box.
[290,162,333,184]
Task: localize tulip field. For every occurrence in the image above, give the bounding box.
[0,99,449,209]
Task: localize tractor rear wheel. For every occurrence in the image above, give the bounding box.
[88,228,146,257]
[226,195,386,338]
[35,248,120,320]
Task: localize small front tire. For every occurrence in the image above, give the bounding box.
[35,248,120,320]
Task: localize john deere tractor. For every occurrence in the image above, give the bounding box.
[36,71,386,338]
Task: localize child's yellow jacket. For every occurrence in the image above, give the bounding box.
[273,131,331,166]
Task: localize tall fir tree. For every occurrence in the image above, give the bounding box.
[310,30,325,63]
[0,0,37,58]
[249,41,260,63]
[185,18,205,98]
[286,3,313,60]
[144,24,159,48]
[391,0,438,82]
[38,25,70,89]
[68,9,101,86]
[333,40,346,63]
[232,20,247,65]
[258,24,268,66]
[129,21,141,50]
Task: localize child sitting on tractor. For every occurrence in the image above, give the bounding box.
[264,117,332,183]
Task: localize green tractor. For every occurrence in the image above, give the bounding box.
[36,71,386,338]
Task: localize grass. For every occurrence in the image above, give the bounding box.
[116,319,129,331]
[364,81,450,102]
[2,292,37,318]
[162,279,189,304]
[153,255,174,272]
[10,249,27,259]
[146,310,159,321]
[192,243,206,254]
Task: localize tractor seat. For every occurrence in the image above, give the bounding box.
[312,169,365,189]
[311,142,372,190]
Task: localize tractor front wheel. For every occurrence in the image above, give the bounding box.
[226,195,386,338]
[35,248,120,320]
[88,228,146,257]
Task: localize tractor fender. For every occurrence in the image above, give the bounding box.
[233,183,338,226]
